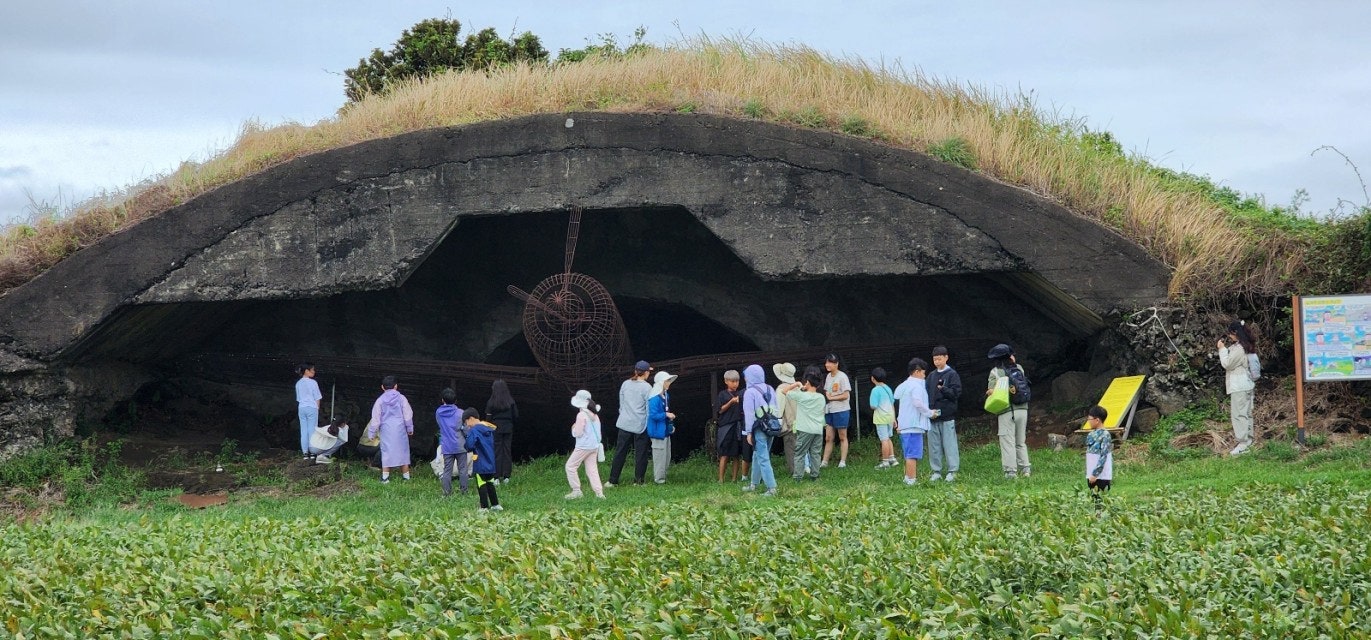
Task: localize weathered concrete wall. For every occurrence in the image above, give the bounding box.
[0,113,1173,458]
[0,113,1168,361]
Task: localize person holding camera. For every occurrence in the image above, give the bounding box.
[1218,320,1257,455]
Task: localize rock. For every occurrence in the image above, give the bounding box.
[1131,407,1160,435]
[1047,433,1068,452]
[1050,372,1092,406]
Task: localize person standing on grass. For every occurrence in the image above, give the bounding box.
[464,408,502,511]
[607,361,653,487]
[820,354,852,469]
[741,364,780,495]
[436,388,471,497]
[485,379,517,484]
[893,358,936,485]
[788,371,826,481]
[1084,405,1113,513]
[926,346,962,482]
[987,344,1031,479]
[564,390,606,500]
[715,370,746,483]
[294,363,322,460]
[647,370,679,484]
[869,367,898,469]
[364,375,414,483]
[772,362,800,477]
[1218,320,1257,456]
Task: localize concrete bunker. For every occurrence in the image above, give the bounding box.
[0,113,1170,459]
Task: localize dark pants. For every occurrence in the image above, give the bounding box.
[477,473,500,509]
[608,428,650,484]
[355,444,382,468]
[494,430,514,481]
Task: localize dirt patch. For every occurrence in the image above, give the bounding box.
[1,484,63,522]
[308,479,362,499]
[175,493,228,509]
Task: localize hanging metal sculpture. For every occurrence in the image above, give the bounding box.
[507,207,632,388]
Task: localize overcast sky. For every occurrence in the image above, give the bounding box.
[2,1,1369,224]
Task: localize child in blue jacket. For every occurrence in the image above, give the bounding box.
[463,408,501,511]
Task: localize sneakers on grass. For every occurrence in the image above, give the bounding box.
[762,488,777,497]
[904,477,916,486]
[837,460,847,469]
[929,473,942,482]
[564,491,583,500]
[944,473,956,483]
[741,484,756,493]
[490,505,504,511]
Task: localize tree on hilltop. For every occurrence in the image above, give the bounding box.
[343,18,549,103]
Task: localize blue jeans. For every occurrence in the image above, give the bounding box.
[749,431,777,490]
[298,405,318,454]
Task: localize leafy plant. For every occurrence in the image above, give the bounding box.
[742,98,766,118]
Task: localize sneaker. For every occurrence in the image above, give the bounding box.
[1020,468,1032,478]
[820,460,829,468]
[491,505,504,511]
[904,477,916,486]
[929,473,942,482]
[655,479,666,485]
[874,461,890,469]
[595,494,606,499]
[837,461,847,469]
[402,473,411,481]
[381,477,390,484]
[803,466,812,475]
[314,455,332,464]
[1005,471,1018,480]
[944,473,956,483]
[564,491,583,500]
[741,484,756,493]
[302,455,312,460]
[762,488,777,497]
[604,482,617,488]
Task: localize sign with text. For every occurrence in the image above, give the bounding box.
[1301,295,1371,381]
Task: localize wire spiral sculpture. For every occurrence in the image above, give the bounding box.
[508,207,632,388]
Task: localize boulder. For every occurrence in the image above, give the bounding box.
[1050,371,1092,406]
[1131,406,1160,435]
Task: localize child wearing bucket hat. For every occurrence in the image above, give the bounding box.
[565,390,606,499]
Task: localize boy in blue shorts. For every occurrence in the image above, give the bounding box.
[893,357,938,485]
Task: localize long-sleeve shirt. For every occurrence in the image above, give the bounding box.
[893,377,934,434]
[617,379,651,434]
[1085,427,1113,480]
[572,410,602,450]
[1219,344,1255,394]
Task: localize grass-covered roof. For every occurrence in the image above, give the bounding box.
[3,40,1367,301]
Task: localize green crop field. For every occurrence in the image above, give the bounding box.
[4,441,1371,638]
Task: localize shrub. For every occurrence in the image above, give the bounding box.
[742,99,766,118]
[839,114,873,137]
[928,136,976,170]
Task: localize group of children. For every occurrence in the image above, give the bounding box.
[293,347,1117,511]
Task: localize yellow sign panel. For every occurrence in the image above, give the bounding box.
[1078,375,1147,431]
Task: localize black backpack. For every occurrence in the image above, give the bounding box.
[754,390,783,436]
[1003,366,1032,405]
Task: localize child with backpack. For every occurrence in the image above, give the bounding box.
[463,408,502,511]
[564,390,606,500]
[1084,405,1113,513]
[986,344,1031,479]
[435,388,470,497]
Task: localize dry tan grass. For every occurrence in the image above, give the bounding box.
[0,40,1313,298]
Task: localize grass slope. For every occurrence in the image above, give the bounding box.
[4,40,1367,300]
[4,440,1371,638]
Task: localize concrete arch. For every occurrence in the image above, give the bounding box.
[0,112,1169,361]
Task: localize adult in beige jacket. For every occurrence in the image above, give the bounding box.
[1217,320,1257,455]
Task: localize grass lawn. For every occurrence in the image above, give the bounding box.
[4,437,1371,638]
